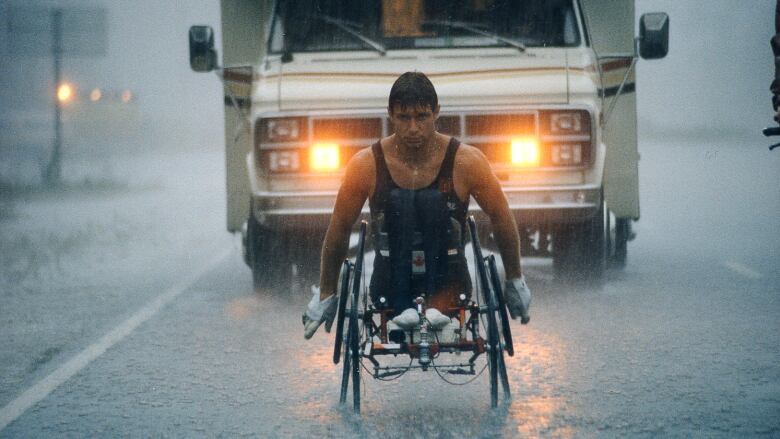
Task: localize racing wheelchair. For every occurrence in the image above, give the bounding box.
[332,216,515,413]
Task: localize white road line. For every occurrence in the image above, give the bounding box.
[0,247,233,433]
[723,260,764,280]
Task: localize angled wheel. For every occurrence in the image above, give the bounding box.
[333,261,352,364]
[338,294,360,409]
[467,216,506,408]
[497,341,511,400]
[348,281,361,413]
[486,255,512,399]
[485,285,500,408]
[338,221,367,413]
[347,222,368,414]
[487,255,514,357]
[339,317,352,405]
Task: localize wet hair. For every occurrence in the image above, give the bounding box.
[388,71,438,113]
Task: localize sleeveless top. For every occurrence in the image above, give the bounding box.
[368,137,472,315]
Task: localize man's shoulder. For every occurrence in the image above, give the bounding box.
[344,143,377,179]
[353,144,375,161]
[350,142,378,162]
[453,141,488,166]
[352,136,395,166]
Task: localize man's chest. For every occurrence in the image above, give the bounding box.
[384,158,441,189]
[381,156,469,202]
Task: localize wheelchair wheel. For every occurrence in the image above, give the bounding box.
[338,221,367,413]
[487,255,514,357]
[497,340,511,400]
[467,216,510,408]
[339,316,352,405]
[485,272,511,401]
[485,285,501,408]
[333,260,352,365]
[338,292,361,412]
[348,277,361,413]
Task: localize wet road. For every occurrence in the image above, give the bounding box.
[1,136,778,437]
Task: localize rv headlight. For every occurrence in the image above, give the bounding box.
[309,143,340,172]
[261,117,305,142]
[550,112,583,133]
[551,143,582,165]
[511,137,540,167]
[268,150,300,172]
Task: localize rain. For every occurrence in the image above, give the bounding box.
[1,0,778,437]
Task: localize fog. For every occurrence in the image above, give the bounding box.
[0,1,778,436]
[0,0,223,170]
[635,1,774,139]
[0,1,774,178]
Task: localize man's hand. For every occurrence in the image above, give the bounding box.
[302,286,338,339]
[774,106,780,124]
[504,277,531,324]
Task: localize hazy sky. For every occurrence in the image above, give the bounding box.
[0,0,774,152]
[635,0,774,136]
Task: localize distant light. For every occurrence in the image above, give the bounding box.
[511,137,540,167]
[121,90,133,103]
[57,83,73,103]
[90,88,102,102]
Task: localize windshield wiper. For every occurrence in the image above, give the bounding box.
[424,20,526,52]
[315,14,386,55]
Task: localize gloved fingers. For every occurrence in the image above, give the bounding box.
[321,295,339,333]
[323,315,335,333]
[507,306,529,323]
[304,318,324,339]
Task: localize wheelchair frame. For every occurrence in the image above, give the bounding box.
[332,216,515,413]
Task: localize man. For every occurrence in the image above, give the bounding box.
[303,72,531,339]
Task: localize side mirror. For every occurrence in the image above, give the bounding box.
[639,13,669,60]
[189,25,217,72]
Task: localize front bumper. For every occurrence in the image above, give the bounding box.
[251,185,602,230]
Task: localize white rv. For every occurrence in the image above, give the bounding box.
[188,0,668,287]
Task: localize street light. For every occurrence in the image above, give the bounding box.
[57,83,73,103]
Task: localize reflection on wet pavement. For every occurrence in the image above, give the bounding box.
[506,330,572,438]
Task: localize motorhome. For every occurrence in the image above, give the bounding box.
[188,0,668,287]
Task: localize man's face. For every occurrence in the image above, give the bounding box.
[389,104,440,149]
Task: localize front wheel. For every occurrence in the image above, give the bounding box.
[607,215,630,269]
[246,215,291,291]
[553,197,606,281]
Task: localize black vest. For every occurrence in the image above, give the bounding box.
[368,138,472,315]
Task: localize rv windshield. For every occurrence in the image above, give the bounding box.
[269,0,581,54]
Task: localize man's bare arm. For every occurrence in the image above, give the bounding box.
[318,149,373,300]
[464,147,523,279]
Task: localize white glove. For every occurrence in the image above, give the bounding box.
[302,286,338,339]
[504,276,531,324]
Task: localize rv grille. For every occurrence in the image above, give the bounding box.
[312,117,382,141]
[465,114,535,137]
